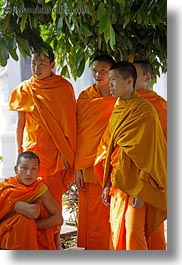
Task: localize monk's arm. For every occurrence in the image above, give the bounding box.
[16,111,25,154]
[36,190,63,229]
[14,200,40,219]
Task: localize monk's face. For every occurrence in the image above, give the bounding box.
[31,55,55,80]
[15,158,40,186]
[92,61,111,90]
[134,64,150,90]
[109,69,133,99]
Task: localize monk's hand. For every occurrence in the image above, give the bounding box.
[102,186,110,207]
[14,201,40,219]
[75,170,86,191]
[132,197,144,208]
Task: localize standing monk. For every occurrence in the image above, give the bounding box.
[133,60,167,140]
[75,55,116,249]
[94,61,167,250]
[133,60,167,249]
[8,50,76,249]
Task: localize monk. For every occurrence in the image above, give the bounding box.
[0,151,63,250]
[94,61,167,250]
[133,60,167,249]
[75,54,116,249]
[8,50,76,249]
[134,60,167,140]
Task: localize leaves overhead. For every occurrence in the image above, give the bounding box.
[0,0,167,81]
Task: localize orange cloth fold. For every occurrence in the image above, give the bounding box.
[137,89,167,140]
[75,84,116,249]
[8,73,76,189]
[75,83,116,174]
[109,187,166,250]
[0,176,56,250]
[77,182,110,249]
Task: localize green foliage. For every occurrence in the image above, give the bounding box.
[0,0,53,63]
[0,0,167,82]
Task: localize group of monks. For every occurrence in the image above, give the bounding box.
[0,51,167,250]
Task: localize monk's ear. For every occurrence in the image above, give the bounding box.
[127,77,133,86]
[14,165,17,174]
[51,61,55,69]
[145,72,151,83]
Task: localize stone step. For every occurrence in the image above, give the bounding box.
[65,247,85,251]
[60,222,77,239]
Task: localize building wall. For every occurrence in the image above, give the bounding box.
[0,58,22,180]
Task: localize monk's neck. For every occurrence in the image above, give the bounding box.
[98,86,111,97]
[136,87,148,91]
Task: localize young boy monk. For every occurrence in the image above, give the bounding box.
[75,55,116,249]
[133,60,167,140]
[133,60,167,249]
[8,49,76,248]
[94,61,167,250]
[0,151,63,250]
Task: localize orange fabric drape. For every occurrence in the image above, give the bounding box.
[94,124,111,185]
[137,89,167,249]
[77,182,110,250]
[94,92,167,249]
[75,83,116,173]
[137,89,167,140]
[0,176,56,250]
[109,188,166,250]
[8,73,76,191]
[75,84,116,249]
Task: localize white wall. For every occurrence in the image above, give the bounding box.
[153,73,167,100]
[0,57,20,180]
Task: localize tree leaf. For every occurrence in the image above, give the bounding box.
[77,57,85,78]
[136,11,142,24]
[98,7,110,34]
[104,16,111,43]
[61,64,70,78]
[80,24,92,36]
[0,35,9,66]
[20,13,27,33]
[9,48,19,61]
[109,24,115,50]
[97,2,105,20]
[16,35,30,56]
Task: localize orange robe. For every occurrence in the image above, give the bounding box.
[0,176,56,250]
[75,84,116,249]
[94,92,167,250]
[8,73,76,204]
[137,89,167,248]
[137,89,167,140]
